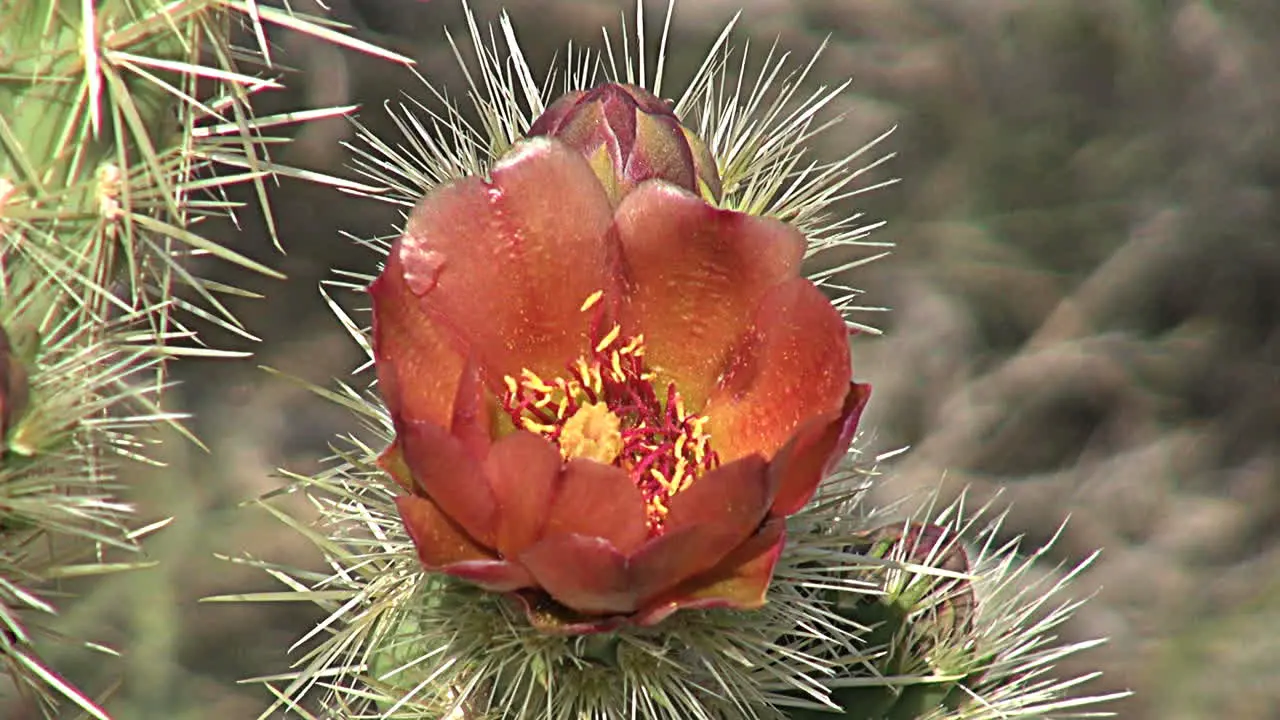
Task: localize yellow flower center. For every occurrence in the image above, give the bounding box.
[500,291,719,532]
[558,402,623,464]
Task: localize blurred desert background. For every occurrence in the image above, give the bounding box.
[5,0,1279,717]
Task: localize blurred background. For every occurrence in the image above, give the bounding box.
[6,0,1279,717]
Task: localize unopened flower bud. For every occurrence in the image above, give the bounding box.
[527,83,722,205]
[786,523,980,719]
[859,522,976,639]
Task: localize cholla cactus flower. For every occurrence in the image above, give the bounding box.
[219,2,1128,719]
[373,111,871,631]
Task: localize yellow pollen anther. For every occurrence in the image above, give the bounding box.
[559,402,624,464]
[610,351,625,382]
[520,369,554,394]
[595,324,622,353]
[581,290,605,311]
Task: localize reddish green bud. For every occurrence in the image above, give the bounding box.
[527,83,722,205]
[861,522,976,637]
[785,524,981,719]
[0,324,28,445]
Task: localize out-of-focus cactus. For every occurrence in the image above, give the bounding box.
[0,1,408,716]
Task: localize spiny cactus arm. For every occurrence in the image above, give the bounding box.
[0,0,409,716]
[0,264,176,719]
[0,0,403,341]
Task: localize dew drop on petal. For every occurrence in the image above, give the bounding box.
[404,249,446,296]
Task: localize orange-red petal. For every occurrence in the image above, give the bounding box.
[397,417,497,546]
[484,431,561,558]
[629,456,770,599]
[370,246,467,429]
[444,559,535,592]
[394,137,620,387]
[663,454,773,536]
[395,494,495,569]
[542,459,649,556]
[627,525,742,604]
[703,278,852,465]
[768,382,872,515]
[510,590,630,635]
[635,518,786,626]
[377,439,414,494]
[449,354,495,460]
[518,534,637,615]
[614,183,805,408]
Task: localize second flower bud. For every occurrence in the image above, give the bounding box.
[527,83,722,205]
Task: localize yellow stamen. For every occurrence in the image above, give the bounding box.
[610,351,625,382]
[521,369,554,394]
[621,334,644,355]
[581,290,605,311]
[595,324,622,353]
